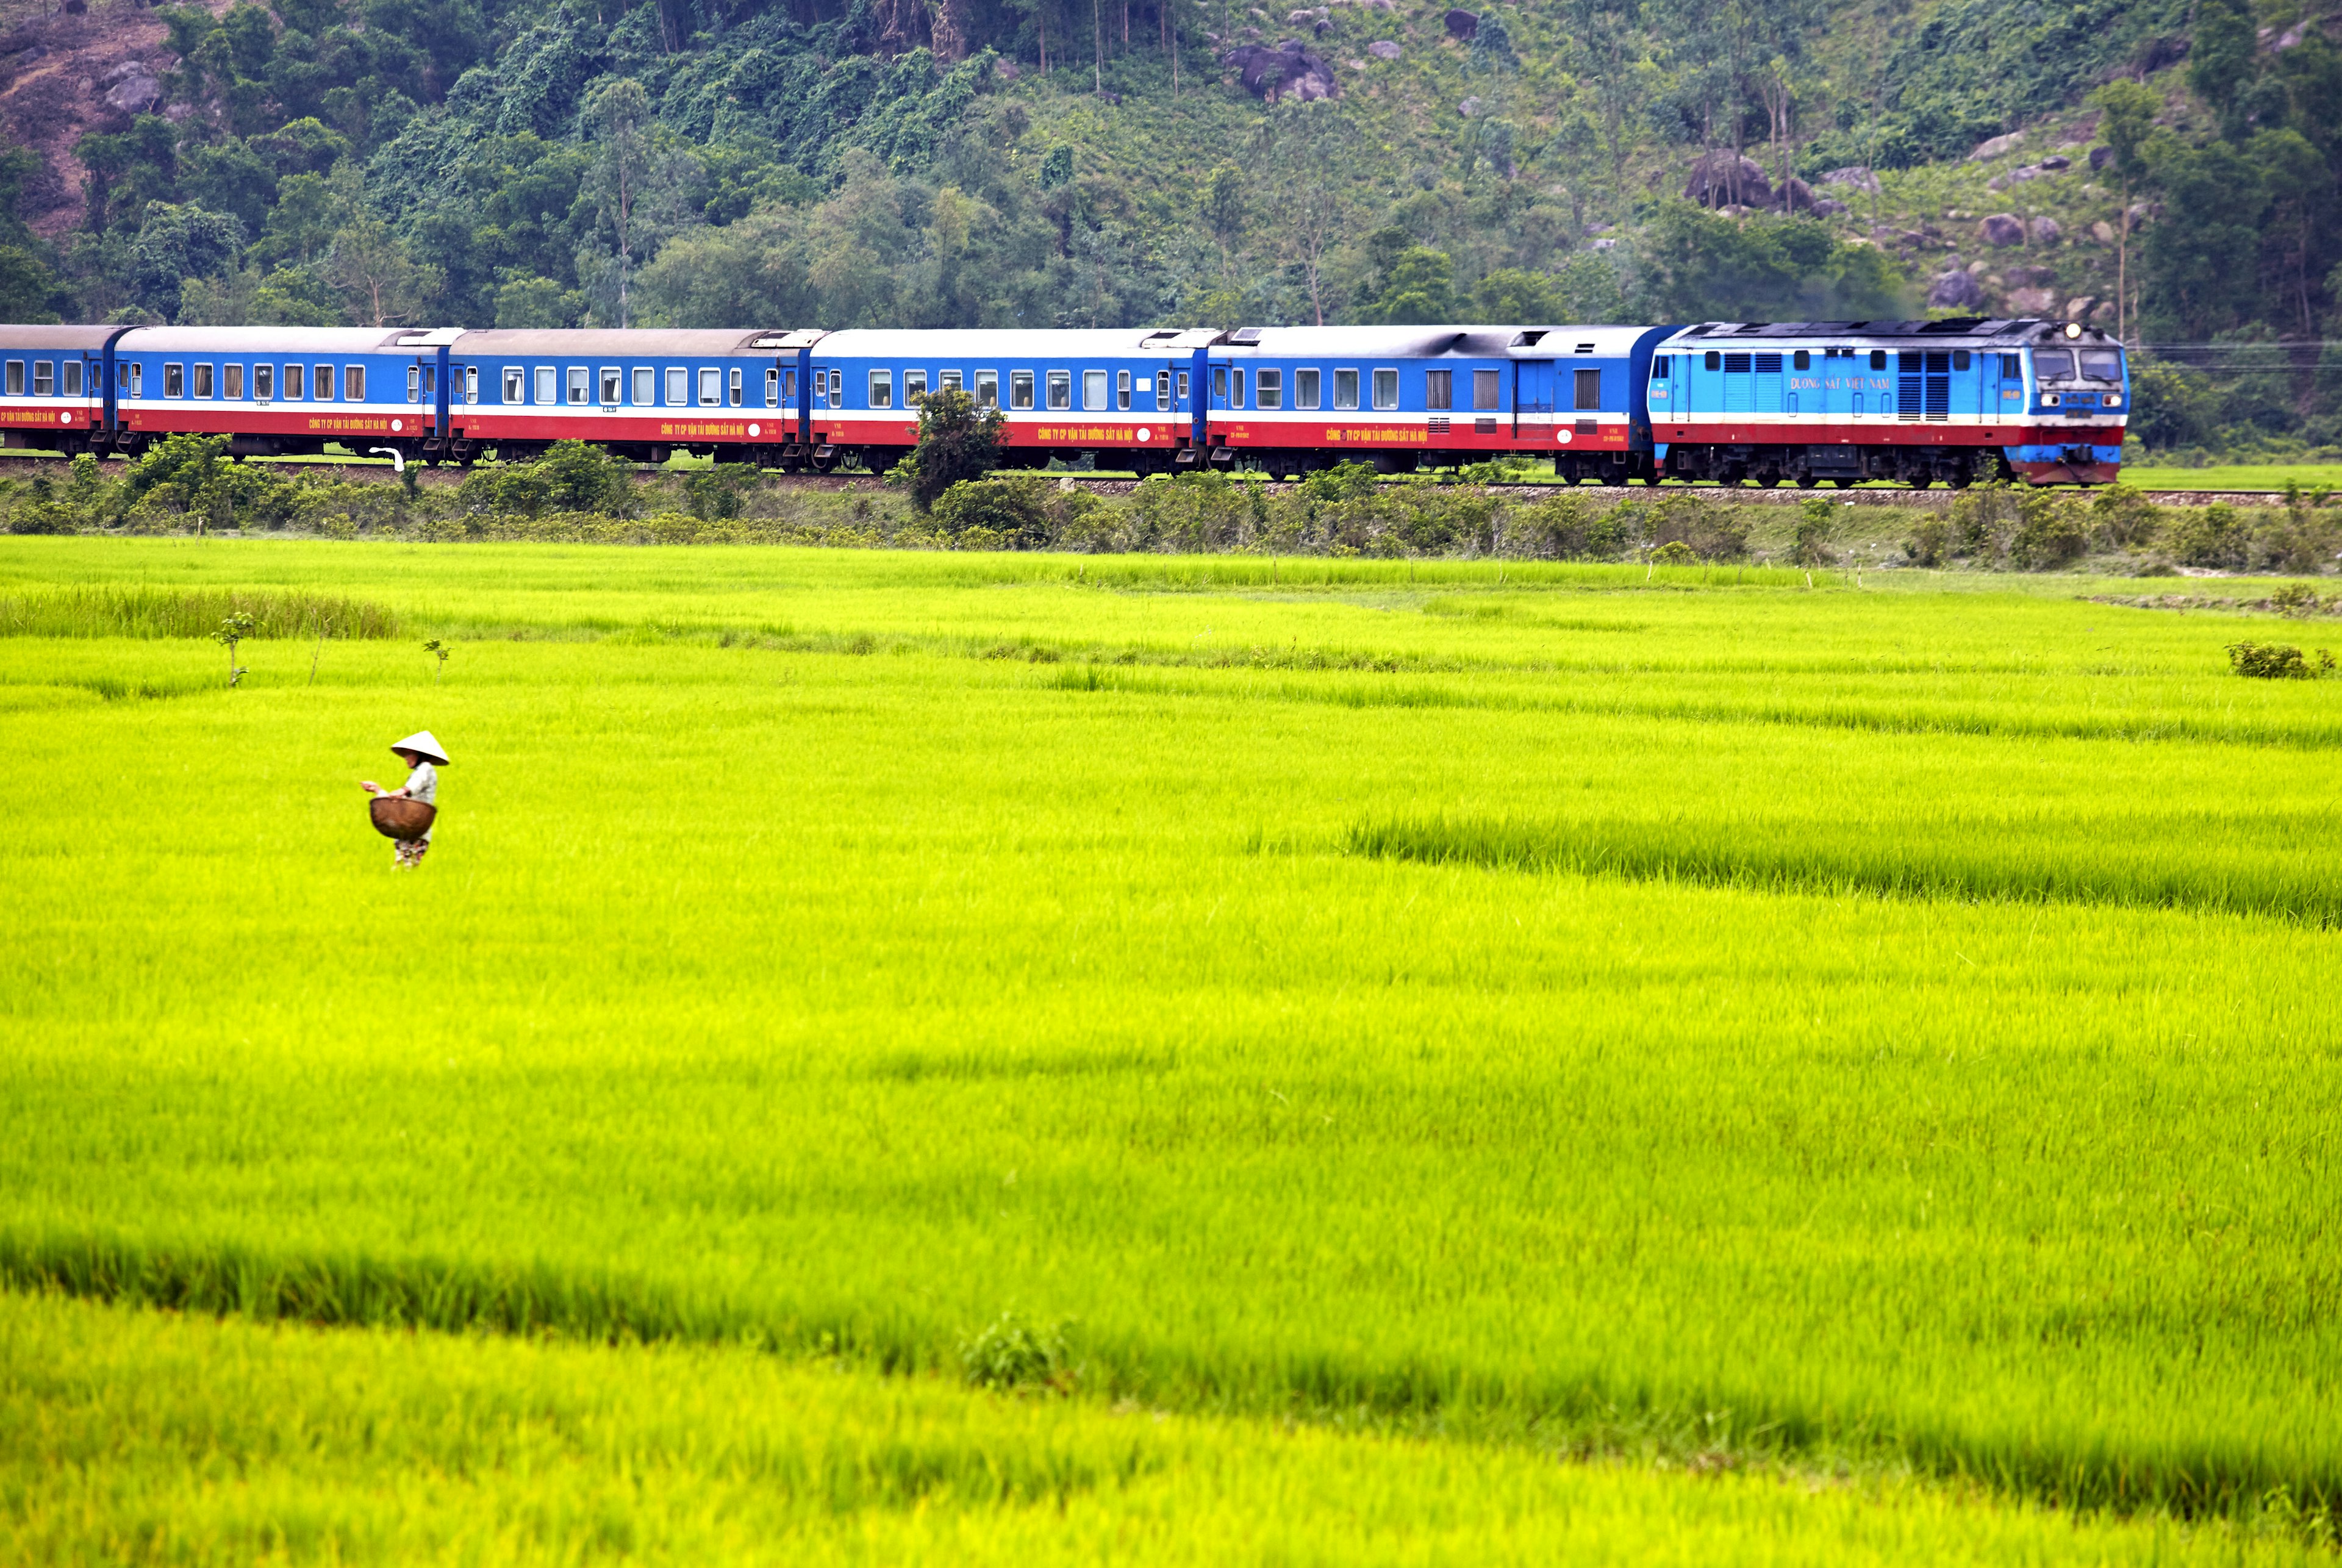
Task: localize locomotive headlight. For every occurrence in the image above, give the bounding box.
[2063,321,2083,339]
[2104,395,2121,407]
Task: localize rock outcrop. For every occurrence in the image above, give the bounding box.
[1682,149,1771,209]
[1978,213,2026,248]
[1222,38,1338,99]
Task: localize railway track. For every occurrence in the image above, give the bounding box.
[0,453,2293,507]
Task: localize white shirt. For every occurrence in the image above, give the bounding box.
[404,761,438,841]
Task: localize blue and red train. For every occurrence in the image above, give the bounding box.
[0,315,2129,487]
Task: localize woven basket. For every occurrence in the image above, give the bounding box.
[369,796,437,841]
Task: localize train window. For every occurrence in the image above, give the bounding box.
[2080,349,2121,381]
[461,368,478,404]
[2,360,20,395]
[1952,351,1971,371]
[829,369,842,403]
[628,367,650,405]
[782,368,797,402]
[1999,354,2021,380]
[163,363,184,398]
[939,370,962,393]
[767,368,781,406]
[1177,371,1189,401]
[976,370,999,409]
[1792,350,1811,371]
[1333,368,1358,410]
[1257,369,1281,410]
[1047,370,1070,410]
[1703,351,1720,371]
[868,370,893,409]
[345,367,363,401]
[1574,368,1601,410]
[63,362,82,396]
[1473,369,1500,410]
[1295,368,1320,410]
[401,366,417,404]
[662,367,685,406]
[528,367,549,404]
[130,363,143,397]
[1080,369,1106,410]
[1009,370,1032,409]
[313,364,333,401]
[600,368,621,404]
[225,364,243,399]
[1116,369,1131,410]
[905,369,928,404]
[255,363,273,400]
[1425,369,1451,410]
[503,368,522,403]
[32,361,52,395]
[1212,366,1227,403]
[1373,369,1398,411]
[1650,357,1670,381]
[1869,350,1887,370]
[193,363,213,398]
[1155,370,1170,408]
[423,367,435,400]
[812,371,827,407]
[728,367,743,406]
[699,368,720,406]
[1232,369,1246,408]
[565,367,587,404]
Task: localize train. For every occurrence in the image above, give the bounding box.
[0,316,2129,487]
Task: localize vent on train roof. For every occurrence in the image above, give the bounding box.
[1228,327,1263,345]
[1510,329,1549,347]
[1575,342,1596,353]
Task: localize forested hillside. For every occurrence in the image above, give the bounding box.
[1,0,2337,453]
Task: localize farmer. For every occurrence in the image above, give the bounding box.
[362,730,449,869]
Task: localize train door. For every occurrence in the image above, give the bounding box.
[1514,360,1556,439]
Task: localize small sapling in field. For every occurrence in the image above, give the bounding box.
[210,612,254,687]
[422,639,449,682]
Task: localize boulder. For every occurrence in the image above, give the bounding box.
[1589,236,1617,250]
[2006,165,2039,183]
[1978,213,2025,247]
[1927,270,1987,309]
[1443,7,1477,37]
[105,73,161,112]
[1813,197,1849,216]
[2007,286,2055,314]
[1458,95,1481,115]
[2036,154,2070,171]
[2090,145,2114,170]
[1222,38,1339,99]
[1770,176,1817,212]
[2003,265,2054,287]
[1366,38,1399,57]
[2062,296,2099,320]
[994,59,1020,78]
[1819,165,1880,193]
[1682,149,1771,210]
[2030,215,2061,243]
[1968,131,2024,161]
[2090,220,2115,243]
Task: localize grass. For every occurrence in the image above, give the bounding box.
[2119,463,2342,493]
[2,538,2340,1556]
[11,1291,2326,1567]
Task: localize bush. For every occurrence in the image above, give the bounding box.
[1128,471,1259,553]
[1648,493,1749,562]
[897,388,1005,513]
[2167,503,2251,570]
[2226,640,2323,678]
[1948,484,2019,560]
[958,1311,1078,1394]
[2089,485,2160,550]
[933,475,1055,548]
[1650,540,1697,565]
[1905,515,1949,567]
[2007,490,2088,570]
[1790,497,1835,566]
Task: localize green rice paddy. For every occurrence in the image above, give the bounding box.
[2,539,2337,1561]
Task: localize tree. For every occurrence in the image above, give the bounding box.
[328,215,439,326]
[2188,0,2257,141]
[130,203,246,320]
[2088,81,2157,343]
[583,79,653,329]
[1357,246,1456,323]
[898,387,1006,512]
[1264,104,1355,324]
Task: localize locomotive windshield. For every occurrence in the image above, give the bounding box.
[2032,347,2124,384]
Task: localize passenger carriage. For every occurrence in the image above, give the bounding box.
[0,325,116,456]
[86,326,464,460]
[1645,318,2129,488]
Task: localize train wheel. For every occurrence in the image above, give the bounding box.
[1757,474,1782,489]
[1795,474,1818,489]
[1831,478,1853,489]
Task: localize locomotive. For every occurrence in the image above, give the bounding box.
[0,316,2127,487]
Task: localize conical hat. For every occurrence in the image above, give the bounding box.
[392,731,450,765]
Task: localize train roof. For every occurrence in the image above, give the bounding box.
[116,326,434,353]
[1662,318,2120,346]
[1221,324,1658,358]
[450,328,781,356]
[812,328,1203,359]
[0,325,126,353]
